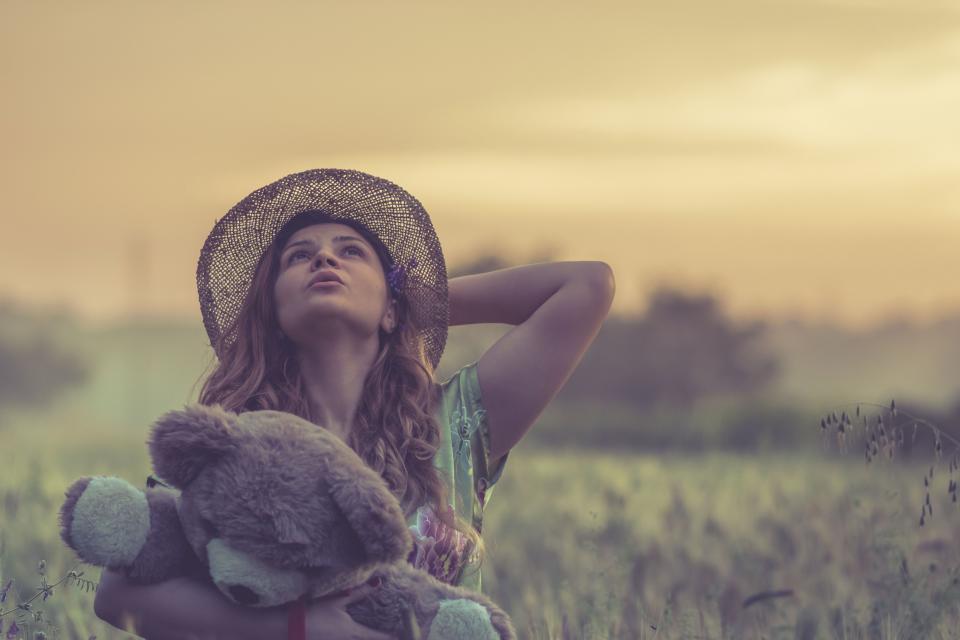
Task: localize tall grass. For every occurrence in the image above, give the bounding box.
[3,406,960,638]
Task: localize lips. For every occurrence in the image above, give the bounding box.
[307,271,344,288]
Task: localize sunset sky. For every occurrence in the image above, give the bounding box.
[2,0,958,329]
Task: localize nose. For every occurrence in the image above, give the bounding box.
[228,584,260,605]
[311,248,339,270]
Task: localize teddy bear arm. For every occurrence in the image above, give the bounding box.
[60,476,153,571]
[409,572,517,640]
[59,476,199,584]
[123,487,201,584]
[425,594,516,640]
[345,566,516,640]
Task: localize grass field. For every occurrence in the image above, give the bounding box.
[3,406,960,639]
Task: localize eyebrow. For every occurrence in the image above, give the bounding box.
[281,235,368,255]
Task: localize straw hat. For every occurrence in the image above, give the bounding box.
[196,168,448,369]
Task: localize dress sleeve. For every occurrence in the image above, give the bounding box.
[459,360,509,511]
[434,361,509,592]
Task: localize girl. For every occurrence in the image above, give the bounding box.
[93,169,615,639]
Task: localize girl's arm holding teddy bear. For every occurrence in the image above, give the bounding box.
[95,568,392,639]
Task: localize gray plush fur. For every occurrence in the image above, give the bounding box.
[60,403,516,640]
[60,476,149,567]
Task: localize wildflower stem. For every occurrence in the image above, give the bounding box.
[827,402,958,453]
[0,564,89,618]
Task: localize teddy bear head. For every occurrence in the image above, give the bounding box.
[146,403,412,607]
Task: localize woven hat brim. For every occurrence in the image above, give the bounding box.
[196,168,448,369]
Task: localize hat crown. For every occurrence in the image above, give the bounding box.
[197,168,448,369]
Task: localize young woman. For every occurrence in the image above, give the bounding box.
[93,169,615,639]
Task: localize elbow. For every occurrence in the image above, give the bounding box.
[595,261,616,300]
[580,261,616,310]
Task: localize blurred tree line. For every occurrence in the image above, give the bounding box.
[557,287,779,409]
[4,252,958,453]
[4,251,778,425]
[0,298,89,422]
[450,252,781,411]
[448,252,818,452]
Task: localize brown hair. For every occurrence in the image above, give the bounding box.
[193,212,484,578]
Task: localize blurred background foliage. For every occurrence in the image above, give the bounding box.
[3,250,959,453]
[3,254,960,637]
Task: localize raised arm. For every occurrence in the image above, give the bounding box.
[448,260,615,462]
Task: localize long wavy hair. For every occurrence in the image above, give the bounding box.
[194,211,484,579]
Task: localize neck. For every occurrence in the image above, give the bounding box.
[293,330,382,441]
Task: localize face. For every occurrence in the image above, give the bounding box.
[273,222,397,346]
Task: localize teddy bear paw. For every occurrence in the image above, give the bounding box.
[426,599,500,640]
[60,476,151,568]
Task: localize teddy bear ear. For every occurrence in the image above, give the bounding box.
[326,459,412,563]
[147,404,239,489]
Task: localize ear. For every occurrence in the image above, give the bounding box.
[326,453,412,563]
[380,297,398,334]
[147,404,239,489]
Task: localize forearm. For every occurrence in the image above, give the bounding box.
[96,570,287,640]
[448,260,613,326]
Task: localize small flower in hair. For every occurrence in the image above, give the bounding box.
[386,257,418,294]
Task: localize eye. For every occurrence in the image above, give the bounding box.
[286,245,363,265]
[287,249,310,265]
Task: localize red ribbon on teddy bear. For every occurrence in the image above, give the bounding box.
[287,575,383,640]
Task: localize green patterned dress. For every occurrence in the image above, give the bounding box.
[405,360,510,593]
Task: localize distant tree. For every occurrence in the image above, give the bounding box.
[558,287,780,409]
[0,300,89,415]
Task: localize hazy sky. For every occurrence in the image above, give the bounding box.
[2,0,958,328]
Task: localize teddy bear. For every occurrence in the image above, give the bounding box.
[58,403,516,640]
